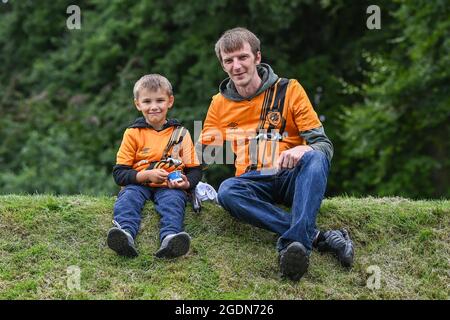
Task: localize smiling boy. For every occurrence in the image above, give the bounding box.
[108,74,201,259]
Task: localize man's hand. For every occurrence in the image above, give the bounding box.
[137,169,168,184]
[277,145,313,170]
[167,174,190,190]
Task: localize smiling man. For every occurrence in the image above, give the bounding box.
[200,27,354,281]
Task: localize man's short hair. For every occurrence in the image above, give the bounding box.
[133,74,173,99]
[214,27,261,64]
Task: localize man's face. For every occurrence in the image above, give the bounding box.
[221,42,261,89]
[134,88,174,127]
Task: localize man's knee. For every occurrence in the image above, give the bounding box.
[217,177,242,207]
[301,150,329,171]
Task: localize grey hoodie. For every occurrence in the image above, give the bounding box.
[219,63,334,164]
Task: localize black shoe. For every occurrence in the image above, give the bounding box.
[155,232,191,259]
[279,242,309,281]
[316,229,354,268]
[107,224,138,258]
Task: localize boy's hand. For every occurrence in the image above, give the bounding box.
[167,174,190,190]
[148,169,169,183]
[137,169,168,184]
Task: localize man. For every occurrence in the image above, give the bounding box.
[199,27,354,281]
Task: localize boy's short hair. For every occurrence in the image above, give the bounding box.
[133,74,173,99]
[214,27,261,64]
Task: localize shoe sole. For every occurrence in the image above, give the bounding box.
[317,233,354,268]
[155,233,190,259]
[339,230,354,268]
[338,244,354,268]
[280,242,309,281]
[107,229,138,258]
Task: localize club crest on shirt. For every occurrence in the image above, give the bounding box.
[267,111,281,126]
[226,122,239,130]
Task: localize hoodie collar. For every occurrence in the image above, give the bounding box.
[128,117,182,131]
[219,63,279,102]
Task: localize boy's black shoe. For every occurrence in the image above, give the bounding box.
[107,223,138,258]
[279,242,309,281]
[316,229,354,268]
[155,232,190,259]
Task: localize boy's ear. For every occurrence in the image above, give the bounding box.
[168,95,175,109]
[134,99,141,111]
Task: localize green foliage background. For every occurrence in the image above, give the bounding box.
[0,0,449,198]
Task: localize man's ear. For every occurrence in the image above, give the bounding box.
[134,99,141,111]
[255,50,262,64]
[168,95,175,109]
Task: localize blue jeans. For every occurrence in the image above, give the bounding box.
[113,185,187,241]
[217,150,330,253]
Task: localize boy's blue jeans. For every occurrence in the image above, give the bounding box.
[217,150,330,253]
[113,185,187,241]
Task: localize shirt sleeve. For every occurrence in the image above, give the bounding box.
[116,129,137,166]
[198,95,225,146]
[300,126,334,164]
[180,130,201,168]
[184,166,202,190]
[288,80,322,132]
[112,164,138,186]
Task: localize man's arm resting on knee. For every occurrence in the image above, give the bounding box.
[300,126,333,164]
[277,126,333,169]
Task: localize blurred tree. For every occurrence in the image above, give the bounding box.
[341,0,450,198]
[0,0,448,198]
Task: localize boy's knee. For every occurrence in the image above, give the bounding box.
[122,184,145,193]
[173,189,188,203]
[118,184,147,200]
[161,188,188,203]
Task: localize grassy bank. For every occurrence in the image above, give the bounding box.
[0,195,448,299]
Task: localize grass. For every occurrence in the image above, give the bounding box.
[0,194,449,299]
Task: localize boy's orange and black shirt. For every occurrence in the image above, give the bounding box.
[113,118,201,189]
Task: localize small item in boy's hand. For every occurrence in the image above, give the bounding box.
[168,170,183,183]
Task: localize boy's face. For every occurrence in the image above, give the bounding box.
[134,88,174,128]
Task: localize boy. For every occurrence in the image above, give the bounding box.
[108,74,202,259]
